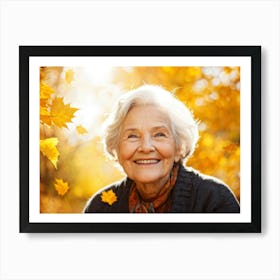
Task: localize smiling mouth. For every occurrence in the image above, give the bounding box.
[134,159,160,165]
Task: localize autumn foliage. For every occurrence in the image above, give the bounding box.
[40,66,240,213]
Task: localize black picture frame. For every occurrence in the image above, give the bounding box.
[19,46,261,233]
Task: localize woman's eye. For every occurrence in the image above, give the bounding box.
[127,134,138,139]
[154,132,166,137]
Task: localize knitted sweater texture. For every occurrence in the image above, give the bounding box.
[84,164,240,213]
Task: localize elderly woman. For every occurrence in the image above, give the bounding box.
[84,85,240,213]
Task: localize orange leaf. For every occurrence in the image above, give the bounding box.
[54,178,69,196]
[101,189,117,206]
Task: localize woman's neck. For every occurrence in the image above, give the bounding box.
[134,176,170,202]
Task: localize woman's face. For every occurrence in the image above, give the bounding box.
[117,105,181,198]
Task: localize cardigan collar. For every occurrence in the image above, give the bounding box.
[124,164,193,213]
[171,164,193,212]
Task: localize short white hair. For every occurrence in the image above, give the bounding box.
[103,85,199,163]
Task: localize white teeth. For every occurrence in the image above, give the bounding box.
[135,159,159,164]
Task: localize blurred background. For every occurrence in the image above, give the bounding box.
[40,65,240,213]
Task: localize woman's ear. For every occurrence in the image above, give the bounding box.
[174,147,182,163]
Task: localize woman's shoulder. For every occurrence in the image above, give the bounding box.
[181,165,231,191]
[178,165,240,212]
[83,177,131,213]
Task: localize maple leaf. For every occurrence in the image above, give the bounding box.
[76,125,88,135]
[101,189,117,206]
[40,82,54,107]
[40,137,59,168]
[54,178,69,196]
[65,69,74,84]
[40,106,52,126]
[50,97,78,128]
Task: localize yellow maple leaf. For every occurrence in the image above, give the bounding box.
[101,189,117,206]
[50,97,78,128]
[76,125,88,135]
[40,82,54,107]
[54,178,69,196]
[40,137,59,168]
[40,106,52,126]
[65,69,74,84]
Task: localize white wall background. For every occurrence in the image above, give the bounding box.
[0,0,279,279]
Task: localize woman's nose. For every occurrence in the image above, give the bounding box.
[138,136,155,153]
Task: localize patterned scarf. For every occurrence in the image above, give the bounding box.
[129,163,179,213]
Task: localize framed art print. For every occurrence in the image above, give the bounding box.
[19,46,261,233]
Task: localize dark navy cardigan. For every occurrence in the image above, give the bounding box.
[84,164,240,213]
